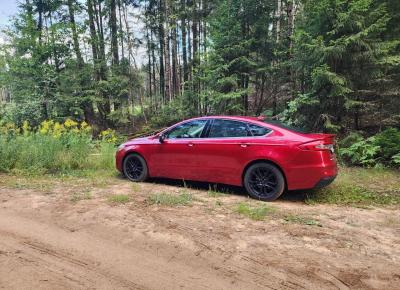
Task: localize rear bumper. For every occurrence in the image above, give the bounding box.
[313,175,337,189]
[286,163,338,190]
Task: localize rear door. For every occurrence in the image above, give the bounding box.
[193,119,269,185]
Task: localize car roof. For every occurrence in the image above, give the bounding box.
[191,115,261,122]
[184,115,301,136]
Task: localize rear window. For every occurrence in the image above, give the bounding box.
[209,119,250,138]
[247,123,272,136]
[264,120,310,134]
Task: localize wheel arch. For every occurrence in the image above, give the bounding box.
[122,150,149,174]
[242,159,288,190]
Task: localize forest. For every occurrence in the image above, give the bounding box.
[0,0,399,168]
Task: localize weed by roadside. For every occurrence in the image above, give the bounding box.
[207,185,225,198]
[306,167,400,207]
[283,214,321,226]
[306,183,400,206]
[108,194,130,204]
[148,192,193,206]
[71,191,92,202]
[234,202,276,221]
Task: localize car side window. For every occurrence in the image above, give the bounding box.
[167,119,208,139]
[247,123,272,136]
[208,119,250,138]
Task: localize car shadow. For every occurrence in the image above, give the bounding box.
[130,176,309,203]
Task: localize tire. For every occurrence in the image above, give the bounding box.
[244,162,285,201]
[122,153,148,182]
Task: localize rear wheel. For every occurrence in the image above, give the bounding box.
[122,153,148,182]
[244,162,285,201]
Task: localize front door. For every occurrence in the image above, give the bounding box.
[150,119,209,180]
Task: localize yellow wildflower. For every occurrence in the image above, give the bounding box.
[53,122,64,138]
[64,118,78,128]
[22,121,31,136]
[39,120,54,135]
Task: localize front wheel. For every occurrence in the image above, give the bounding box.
[244,162,285,201]
[122,153,148,182]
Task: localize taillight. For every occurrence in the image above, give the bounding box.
[299,141,334,153]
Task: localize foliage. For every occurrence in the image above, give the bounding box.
[373,128,400,163]
[0,119,116,174]
[99,128,118,144]
[289,0,400,132]
[339,128,400,167]
[339,136,381,167]
[0,0,398,170]
[148,98,186,129]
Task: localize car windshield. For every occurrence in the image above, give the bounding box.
[264,120,310,134]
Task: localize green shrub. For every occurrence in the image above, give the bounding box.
[339,136,380,167]
[339,132,363,148]
[393,153,400,165]
[374,128,400,165]
[339,128,400,167]
[0,120,116,175]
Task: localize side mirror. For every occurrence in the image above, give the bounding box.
[159,134,166,143]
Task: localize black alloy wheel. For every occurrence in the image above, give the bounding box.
[244,162,285,201]
[122,153,148,182]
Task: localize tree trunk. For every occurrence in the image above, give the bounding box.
[67,0,84,66]
[37,0,43,45]
[110,0,119,65]
[158,0,166,102]
[181,0,188,83]
[146,28,153,99]
[192,0,199,111]
[276,0,281,43]
[118,0,125,60]
[87,0,98,65]
[150,29,157,105]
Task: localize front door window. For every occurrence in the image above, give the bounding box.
[167,119,208,139]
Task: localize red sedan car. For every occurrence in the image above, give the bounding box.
[116,116,337,201]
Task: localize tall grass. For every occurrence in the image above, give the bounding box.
[0,120,117,175]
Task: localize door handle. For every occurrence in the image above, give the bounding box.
[188,143,194,147]
[240,144,248,148]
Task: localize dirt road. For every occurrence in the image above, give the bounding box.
[0,176,399,289]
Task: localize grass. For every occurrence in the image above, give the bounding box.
[207,184,225,197]
[234,202,276,221]
[208,190,224,198]
[283,214,321,226]
[0,177,52,192]
[0,129,116,176]
[108,194,130,204]
[1,130,399,210]
[71,191,92,202]
[148,192,193,206]
[306,167,400,206]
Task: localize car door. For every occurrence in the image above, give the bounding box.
[193,119,271,186]
[150,119,209,180]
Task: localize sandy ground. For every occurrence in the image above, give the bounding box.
[0,175,399,290]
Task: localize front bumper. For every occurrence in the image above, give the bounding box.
[115,149,126,172]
